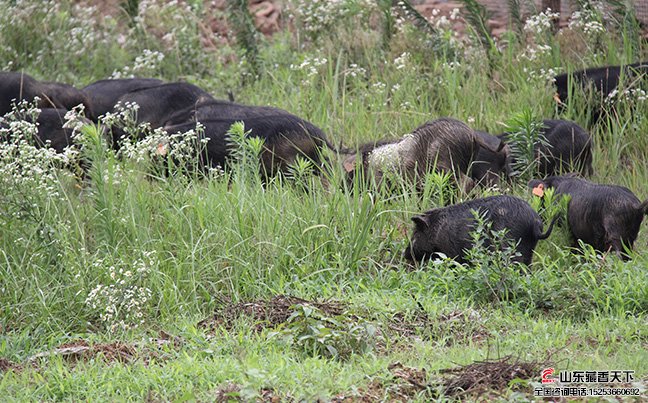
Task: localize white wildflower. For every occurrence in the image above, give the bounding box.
[85,251,157,331]
[568,7,604,39]
[345,63,366,78]
[524,9,559,36]
[394,52,410,70]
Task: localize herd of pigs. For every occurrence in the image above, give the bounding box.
[1,62,647,265]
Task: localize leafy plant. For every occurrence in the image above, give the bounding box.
[462,210,527,304]
[227,0,261,81]
[268,304,377,360]
[286,155,316,189]
[528,186,570,227]
[121,0,140,26]
[79,123,121,248]
[0,100,78,225]
[376,0,396,50]
[420,170,456,208]
[504,109,548,180]
[607,0,641,59]
[226,121,265,182]
[457,0,498,70]
[393,0,438,38]
[507,0,524,36]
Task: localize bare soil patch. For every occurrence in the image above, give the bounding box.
[199,294,347,333]
[214,382,286,402]
[72,0,648,46]
[387,308,490,345]
[27,334,186,366]
[200,295,491,353]
[331,362,431,402]
[5,333,183,374]
[440,355,543,398]
[0,357,22,373]
[29,340,138,365]
[333,356,544,401]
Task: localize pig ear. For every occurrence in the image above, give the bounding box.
[528,179,544,189]
[474,132,505,153]
[343,154,357,173]
[639,200,648,216]
[411,215,430,229]
[528,179,546,197]
[195,94,212,106]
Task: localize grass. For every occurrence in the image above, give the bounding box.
[0,0,647,401]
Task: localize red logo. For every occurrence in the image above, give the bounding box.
[542,368,556,384]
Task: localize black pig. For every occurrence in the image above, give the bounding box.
[529,175,648,258]
[165,99,290,126]
[163,114,334,177]
[554,62,648,105]
[478,119,592,180]
[0,71,43,115]
[470,130,512,186]
[81,77,164,120]
[31,108,78,152]
[39,81,93,117]
[536,119,592,177]
[0,108,91,153]
[115,81,213,126]
[1,72,90,116]
[108,81,214,148]
[404,195,556,265]
[344,118,504,190]
[553,62,648,122]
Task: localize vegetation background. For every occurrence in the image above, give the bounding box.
[0,0,647,400]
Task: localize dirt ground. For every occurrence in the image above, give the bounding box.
[236,0,648,38]
[74,0,648,39]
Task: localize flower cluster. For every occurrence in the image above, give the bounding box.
[290,0,375,40]
[0,101,78,209]
[524,9,560,36]
[394,52,410,70]
[391,2,407,33]
[424,6,465,53]
[85,251,157,332]
[344,63,367,79]
[66,3,114,58]
[102,102,211,174]
[371,81,387,93]
[441,61,461,72]
[111,49,165,79]
[523,66,560,84]
[427,7,461,30]
[568,8,605,38]
[519,44,552,62]
[607,88,648,104]
[0,1,115,71]
[63,104,90,133]
[290,56,329,86]
[119,124,209,170]
[290,56,328,78]
[100,101,148,143]
[135,0,194,27]
[130,1,210,74]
